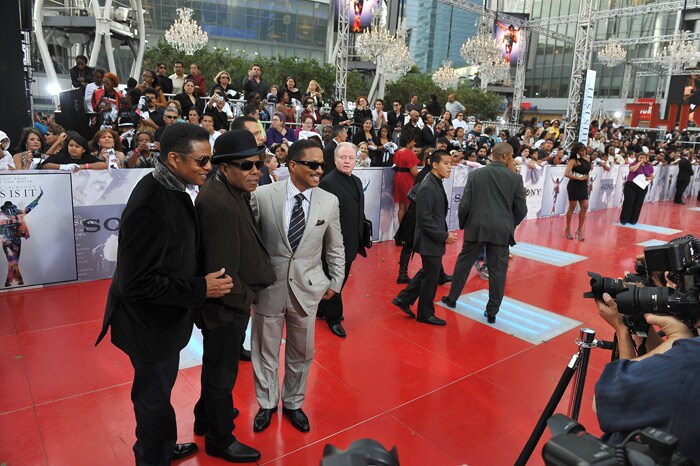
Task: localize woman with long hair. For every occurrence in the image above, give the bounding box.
[275,89,296,123]
[13,128,46,170]
[330,100,351,128]
[393,131,420,224]
[303,80,324,108]
[40,131,107,171]
[564,142,591,241]
[90,129,127,168]
[352,117,376,146]
[174,79,205,117]
[353,96,373,130]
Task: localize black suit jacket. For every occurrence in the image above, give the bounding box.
[195,174,276,329]
[677,157,693,182]
[459,162,527,246]
[322,140,338,178]
[421,125,437,147]
[319,169,367,262]
[96,174,206,362]
[413,172,449,257]
[388,111,405,129]
[158,75,173,94]
[174,93,205,117]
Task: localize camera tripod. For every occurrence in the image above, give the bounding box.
[514,328,613,466]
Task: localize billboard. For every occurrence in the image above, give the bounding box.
[494,13,528,66]
[341,0,378,33]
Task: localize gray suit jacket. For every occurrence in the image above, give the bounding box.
[458,161,527,246]
[251,179,345,316]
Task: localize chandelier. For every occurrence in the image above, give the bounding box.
[432,61,459,90]
[382,38,414,83]
[460,21,510,88]
[355,13,413,82]
[165,8,208,55]
[660,30,700,72]
[598,40,627,67]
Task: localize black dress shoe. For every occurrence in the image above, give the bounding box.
[239,347,252,362]
[675,201,686,205]
[417,315,447,326]
[441,296,456,308]
[282,407,310,432]
[396,273,411,284]
[329,322,347,338]
[484,311,496,324]
[253,407,277,432]
[391,297,415,317]
[207,440,261,463]
[194,408,239,435]
[172,443,198,461]
[438,274,453,285]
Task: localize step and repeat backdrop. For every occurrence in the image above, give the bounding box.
[0,163,695,290]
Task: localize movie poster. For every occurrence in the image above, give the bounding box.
[521,164,545,219]
[0,172,77,290]
[72,169,151,281]
[590,166,617,211]
[494,13,528,66]
[538,165,569,217]
[354,168,383,239]
[340,0,378,33]
[613,165,629,208]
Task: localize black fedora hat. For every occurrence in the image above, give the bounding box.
[212,129,264,163]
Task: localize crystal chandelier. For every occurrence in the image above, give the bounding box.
[660,30,700,72]
[355,11,393,60]
[432,61,459,90]
[460,21,510,88]
[382,38,414,83]
[356,12,413,82]
[598,40,627,67]
[165,8,208,55]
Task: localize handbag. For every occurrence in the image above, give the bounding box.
[362,219,373,249]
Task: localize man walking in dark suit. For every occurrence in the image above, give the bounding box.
[95,123,234,466]
[318,142,368,337]
[193,130,277,463]
[441,142,527,323]
[674,150,693,204]
[392,150,457,326]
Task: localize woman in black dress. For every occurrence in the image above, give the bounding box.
[564,142,591,241]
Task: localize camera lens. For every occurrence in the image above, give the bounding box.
[583,272,628,299]
[616,286,671,315]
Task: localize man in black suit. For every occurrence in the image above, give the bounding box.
[392,150,457,326]
[193,130,276,463]
[95,123,234,466]
[322,126,347,177]
[156,63,174,94]
[318,142,368,337]
[388,99,405,132]
[441,142,527,323]
[421,114,437,147]
[674,150,693,204]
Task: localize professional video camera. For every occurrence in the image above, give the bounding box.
[542,414,691,465]
[320,439,399,466]
[583,235,700,333]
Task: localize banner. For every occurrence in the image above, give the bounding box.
[0,172,77,290]
[521,165,546,219]
[354,168,383,239]
[72,169,151,281]
[341,0,377,33]
[494,13,528,66]
[613,165,629,208]
[446,165,471,230]
[691,166,700,199]
[538,165,569,217]
[579,70,597,143]
[589,166,617,211]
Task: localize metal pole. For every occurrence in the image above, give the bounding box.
[567,328,596,420]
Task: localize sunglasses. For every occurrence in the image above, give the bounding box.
[228,160,264,171]
[181,153,212,167]
[293,160,326,170]
[164,115,178,120]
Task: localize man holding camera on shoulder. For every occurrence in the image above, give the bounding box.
[593,292,700,462]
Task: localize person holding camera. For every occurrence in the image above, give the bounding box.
[593,293,700,462]
[134,88,165,132]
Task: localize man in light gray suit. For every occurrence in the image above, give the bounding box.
[250,139,345,434]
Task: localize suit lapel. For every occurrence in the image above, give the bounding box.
[271,180,292,252]
[298,188,321,248]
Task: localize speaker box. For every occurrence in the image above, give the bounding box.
[19,0,33,32]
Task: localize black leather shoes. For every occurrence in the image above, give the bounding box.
[194,408,239,435]
[282,407,310,433]
[172,443,198,461]
[207,440,261,463]
[438,274,453,285]
[391,297,415,317]
[253,407,277,432]
[441,296,456,308]
[329,322,347,338]
[484,311,496,324]
[239,347,252,362]
[417,315,447,326]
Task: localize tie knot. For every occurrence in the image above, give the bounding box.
[294,193,305,204]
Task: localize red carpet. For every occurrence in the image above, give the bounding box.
[1,200,696,465]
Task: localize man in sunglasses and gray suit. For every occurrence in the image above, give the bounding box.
[250,139,345,434]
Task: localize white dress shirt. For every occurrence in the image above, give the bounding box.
[284,181,313,235]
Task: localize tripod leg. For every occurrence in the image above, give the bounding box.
[514,354,579,466]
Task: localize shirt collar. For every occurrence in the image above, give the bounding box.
[286,179,313,202]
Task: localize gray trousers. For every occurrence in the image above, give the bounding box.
[447,240,510,316]
[251,291,315,410]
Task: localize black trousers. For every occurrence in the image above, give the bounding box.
[619,182,648,225]
[675,178,690,203]
[447,241,510,317]
[318,258,353,325]
[396,254,442,320]
[193,313,249,452]
[130,354,180,466]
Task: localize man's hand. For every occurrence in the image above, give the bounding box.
[445,232,458,245]
[321,289,336,300]
[596,292,625,331]
[644,314,693,341]
[205,268,234,298]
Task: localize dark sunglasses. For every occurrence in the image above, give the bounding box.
[164,115,178,120]
[182,153,212,167]
[228,160,264,171]
[293,160,326,170]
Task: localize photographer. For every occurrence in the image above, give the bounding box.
[593,293,700,462]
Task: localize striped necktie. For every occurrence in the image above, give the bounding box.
[288,193,306,252]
